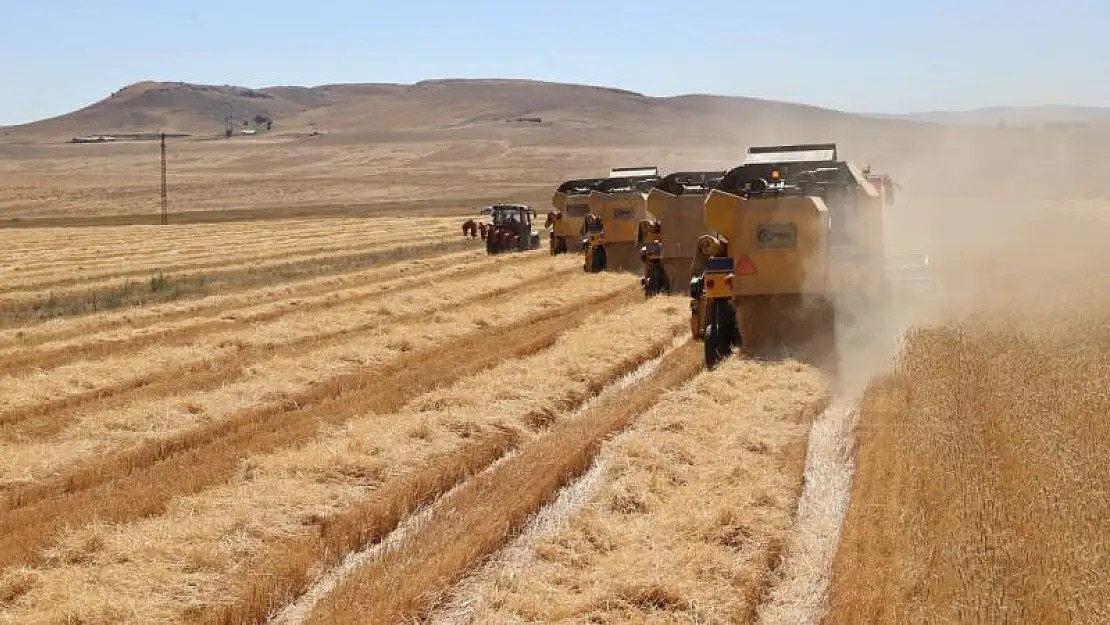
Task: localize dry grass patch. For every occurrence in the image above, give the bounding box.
[0,237,478,324]
[0,249,520,376]
[0,226,458,294]
[305,338,704,625]
[0,254,564,427]
[0,267,622,492]
[0,286,679,624]
[0,276,637,573]
[0,246,489,357]
[439,354,829,624]
[824,318,1110,624]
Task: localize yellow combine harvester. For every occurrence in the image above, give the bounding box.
[548,178,606,255]
[689,143,920,368]
[640,170,726,296]
[583,167,661,273]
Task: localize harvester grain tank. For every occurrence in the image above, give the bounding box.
[582,167,661,273]
[481,204,542,254]
[689,143,921,368]
[640,170,726,296]
[549,178,606,255]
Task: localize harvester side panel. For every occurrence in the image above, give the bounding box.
[647,188,712,289]
[550,193,588,245]
[552,192,568,212]
[657,192,708,259]
[588,191,647,244]
[728,194,830,296]
[587,190,649,273]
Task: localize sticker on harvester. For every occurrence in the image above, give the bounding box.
[755,222,797,249]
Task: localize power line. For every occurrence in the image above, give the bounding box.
[160,132,168,225]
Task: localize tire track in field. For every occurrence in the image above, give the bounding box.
[0,286,640,570]
[0,238,482,327]
[0,261,576,443]
[293,339,703,625]
[0,249,529,375]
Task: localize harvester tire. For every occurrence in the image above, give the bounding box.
[644,261,670,297]
[704,300,739,369]
[591,246,607,273]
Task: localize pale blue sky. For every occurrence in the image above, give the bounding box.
[1,0,1106,125]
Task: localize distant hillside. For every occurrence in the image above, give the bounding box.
[3,78,922,142]
[872,105,1110,127]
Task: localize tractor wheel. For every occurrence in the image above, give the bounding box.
[486,235,499,255]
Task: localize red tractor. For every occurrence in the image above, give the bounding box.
[481,204,541,254]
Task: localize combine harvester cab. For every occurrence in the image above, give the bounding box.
[549,178,606,255]
[583,166,661,274]
[641,170,727,297]
[689,143,928,369]
[481,203,542,255]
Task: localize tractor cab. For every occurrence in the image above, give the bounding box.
[485,203,535,228]
[480,204,541,255]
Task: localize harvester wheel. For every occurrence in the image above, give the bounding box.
[644,261,670,297]
[591,246,607,273]
[704,299,739,369]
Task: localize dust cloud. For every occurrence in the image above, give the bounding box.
[760,119,1110,624]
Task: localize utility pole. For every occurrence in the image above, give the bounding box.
[160,132,168,225]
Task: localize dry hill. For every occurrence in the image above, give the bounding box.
[4,78,895,141]
[1,78,1108,227]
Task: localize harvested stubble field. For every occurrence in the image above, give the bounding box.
[2,207,1108,625]
[0,213,839,625]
